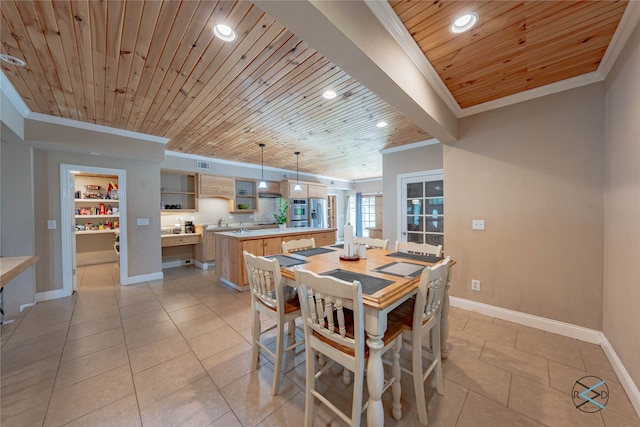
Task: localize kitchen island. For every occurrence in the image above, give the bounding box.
[215,227,336,290]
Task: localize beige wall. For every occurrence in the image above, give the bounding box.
[1,141,36,318]
[603,20,640,388]
[443,83,605,330]
[382,143,443,244]
[33,149,162,292]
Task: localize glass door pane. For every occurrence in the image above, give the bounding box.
[400,173,444,250]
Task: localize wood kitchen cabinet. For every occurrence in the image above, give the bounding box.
[161,170,198,211]
[195,226,217,265]
[281,180,308,199]
[307,184,328,199]
[198,174,234,199]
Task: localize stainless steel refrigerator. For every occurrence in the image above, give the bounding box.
[309,198,328,228]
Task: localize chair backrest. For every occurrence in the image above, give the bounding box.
[413,257,451,330]
[354,237,389,250]
[282,237,316,253]
[243,250,285,311]
[395,241,443,257]
[294,268,364,359]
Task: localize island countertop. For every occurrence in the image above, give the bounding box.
[214,227,336,290]
[214,227,336,239]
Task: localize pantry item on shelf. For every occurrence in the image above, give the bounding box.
[99,203,106,215]
[85,184,100,190]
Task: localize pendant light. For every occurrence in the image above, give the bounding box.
[258,144,268,189]
[294,151,302,192]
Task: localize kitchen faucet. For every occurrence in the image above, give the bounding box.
[217,217,225,227]
[240,221,246,232]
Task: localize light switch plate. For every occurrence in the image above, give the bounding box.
[137,218,150,226]
[472,219,485,230]
[47,220,56,229]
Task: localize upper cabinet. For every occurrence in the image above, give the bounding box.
[161,170,198,212]
[232,179,258,212]
[281,180,327,199]
[257,181,282,197]
[308,184,328,199]
[198,174,234,199]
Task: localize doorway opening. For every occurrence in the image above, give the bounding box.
[60,164,127,295]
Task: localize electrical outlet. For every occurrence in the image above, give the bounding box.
[471,279,481,291]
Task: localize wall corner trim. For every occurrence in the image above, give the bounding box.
[600,333,640,418]
[122,271,163,286]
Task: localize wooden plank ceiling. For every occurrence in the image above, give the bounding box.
[0,1,629,179]
[390,0,628,109]
[0,0,429,180]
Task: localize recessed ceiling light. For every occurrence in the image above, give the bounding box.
[322,90,337,99]
[213,24,237,42]
[88,151,102,156]
[0,54,26,67]
[450,12,478,34]
[376,121,387,128]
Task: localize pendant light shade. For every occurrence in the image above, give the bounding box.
[258,144,268,189]
[294,151,302,192]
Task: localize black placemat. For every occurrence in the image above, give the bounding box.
[321,269,394,295]
[265,254,309,268]
[373,261,426,278]
[293,247,336,257]
[386,251,443,263]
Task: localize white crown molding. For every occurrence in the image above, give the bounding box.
[598,0,640,78]
[367,0,640,119]
[379,138,440,155]
[26,112,169,144]
[165,150,353,185]
[0,70,30,117]
[354,177,383,183]
[458,71,605,117]
[364,0,463,117]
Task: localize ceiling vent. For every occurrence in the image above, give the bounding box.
[281,172,290,180]
[196,160,212,171]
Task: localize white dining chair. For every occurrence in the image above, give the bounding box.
[294,268,404,427]
[354,236,389,249]
[389,256,451,426]
[282,237,315,253]
[395,241,443,257]
[243,251,304,395]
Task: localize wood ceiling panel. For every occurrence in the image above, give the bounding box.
[391,0,628,108]
[0,1,629,179]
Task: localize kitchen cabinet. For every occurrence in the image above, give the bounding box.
[307,184,328,199]
[195,226,217,264]
[161,170,197,211]
[161,234,201,247]
[198,174,234,199]
[231,179,257,212]
[281,180,308,199]
[257,180,282,197]
[215,228,336,290]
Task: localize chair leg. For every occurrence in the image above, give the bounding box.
[391,336,403,421]
[343,367,352,385]
[305,349,316,427]
[251,310,261,370]
[413,331,428,426]
[432,322,444,395]
[351,369,365,427]
[272,320,285,396]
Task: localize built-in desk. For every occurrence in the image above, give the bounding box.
[161,234,201,269]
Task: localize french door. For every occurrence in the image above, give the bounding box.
[399,171,444,249]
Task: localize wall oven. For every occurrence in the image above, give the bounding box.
[290,199,308,221]
[290,220,308,228]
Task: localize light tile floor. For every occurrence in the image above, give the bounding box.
[2,263,639,426]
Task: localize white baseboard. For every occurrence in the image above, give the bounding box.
[36,288,68,302]
[600,334,640,418]
[19,302,36,312]
[449,296,601,343]
[161,259,195,270]
[450,296,640,417]
[122,271,163,285]
[194,260,214,270]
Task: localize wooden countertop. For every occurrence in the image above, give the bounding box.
[1,255,39,288]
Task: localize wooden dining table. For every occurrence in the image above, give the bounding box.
[276,245,454,427]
